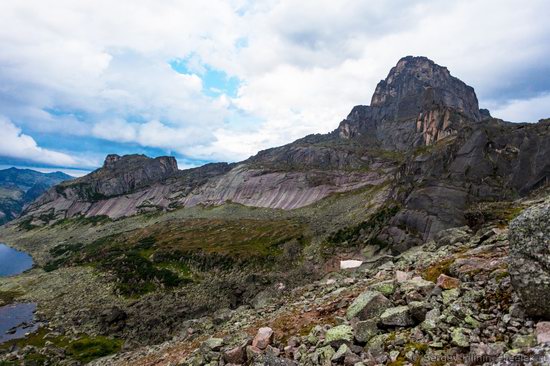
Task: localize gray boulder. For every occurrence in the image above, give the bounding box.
[509,198,550,318]
[346,291,391,321]
[353,320,378,343]
[380,306,415,327]
[434,226,471,248]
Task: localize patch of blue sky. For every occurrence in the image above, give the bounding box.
[222,108,262,131]
[234,37,248,49]
[175,156,214,170]
[43,107,89,121]
[31,130,214,171]
[170,57,240,98]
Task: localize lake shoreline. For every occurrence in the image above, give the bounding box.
[0,243,39,343]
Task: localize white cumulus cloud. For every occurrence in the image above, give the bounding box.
[0,116,80,167]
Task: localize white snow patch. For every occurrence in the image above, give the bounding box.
[340,260,363,269]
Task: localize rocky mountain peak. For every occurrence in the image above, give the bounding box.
[39,154,181,203]
[101,154,177,173]
[371,56,481,122]
[104,154,122,168]
[337,56,484,148]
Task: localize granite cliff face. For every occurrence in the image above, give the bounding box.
[337,56,483,149]
[17,57,550,247]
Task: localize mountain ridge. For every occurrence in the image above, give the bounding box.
[0,167,72,224]
[13,56,550,248]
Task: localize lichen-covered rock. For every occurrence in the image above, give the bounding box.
[451,327,469,348]
[201,337,224,351]
[324,325,354,347]
[346,291,391,320]
[353,320,378,343]
[331,344,351,362]
[311,346,334,366]
[368,280,396,296]
[434,226,471,248]
[442,288,460,304]
[511,334,537,349]
[400,276,435,296]
[509,198,550,318]
[380,306,415,327]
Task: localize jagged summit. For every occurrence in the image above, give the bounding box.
[101,153,177,171]
[371,56,481,121]
[337,56,486,149]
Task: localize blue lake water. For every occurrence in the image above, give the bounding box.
[0,243,37,343]
[0,303,38,343]
[0,243,34,276]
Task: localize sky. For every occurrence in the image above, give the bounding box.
[0,0,549,176]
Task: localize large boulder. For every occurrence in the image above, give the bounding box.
[253,327,274,350]
[324,325,354,347]
[346,291,391,321]
[353,320,378,343]
[509,198,550,318]
[380,306,415,327]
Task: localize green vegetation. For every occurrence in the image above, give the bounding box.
[17,217,38,231]
[0,290,23,306]
[422,258,454,282]
[53,214,112,227]
[465,201,525,229]
[0,328,122,365]
[325,205,400,248]
[45,236,184,296]
[44,218,308,297]
[67,335,124,363]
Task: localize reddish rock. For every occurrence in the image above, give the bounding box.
[252,327,274,350]
[436,274,461,289]
[224,346,246,364]
[536,321,550,344]
[395,270,412,282]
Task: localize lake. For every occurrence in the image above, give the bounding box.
[0,303,38,343]
[0,243,34,276]
[0,243,37,343]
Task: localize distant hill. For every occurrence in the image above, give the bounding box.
[0,167,72,224]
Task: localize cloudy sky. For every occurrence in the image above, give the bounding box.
[1,0,549,176]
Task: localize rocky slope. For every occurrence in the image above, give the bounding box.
[84,194,550,366]
[0,168,71,224]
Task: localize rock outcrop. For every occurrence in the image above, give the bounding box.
[509,197,550,318]
[336,56,482,149]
